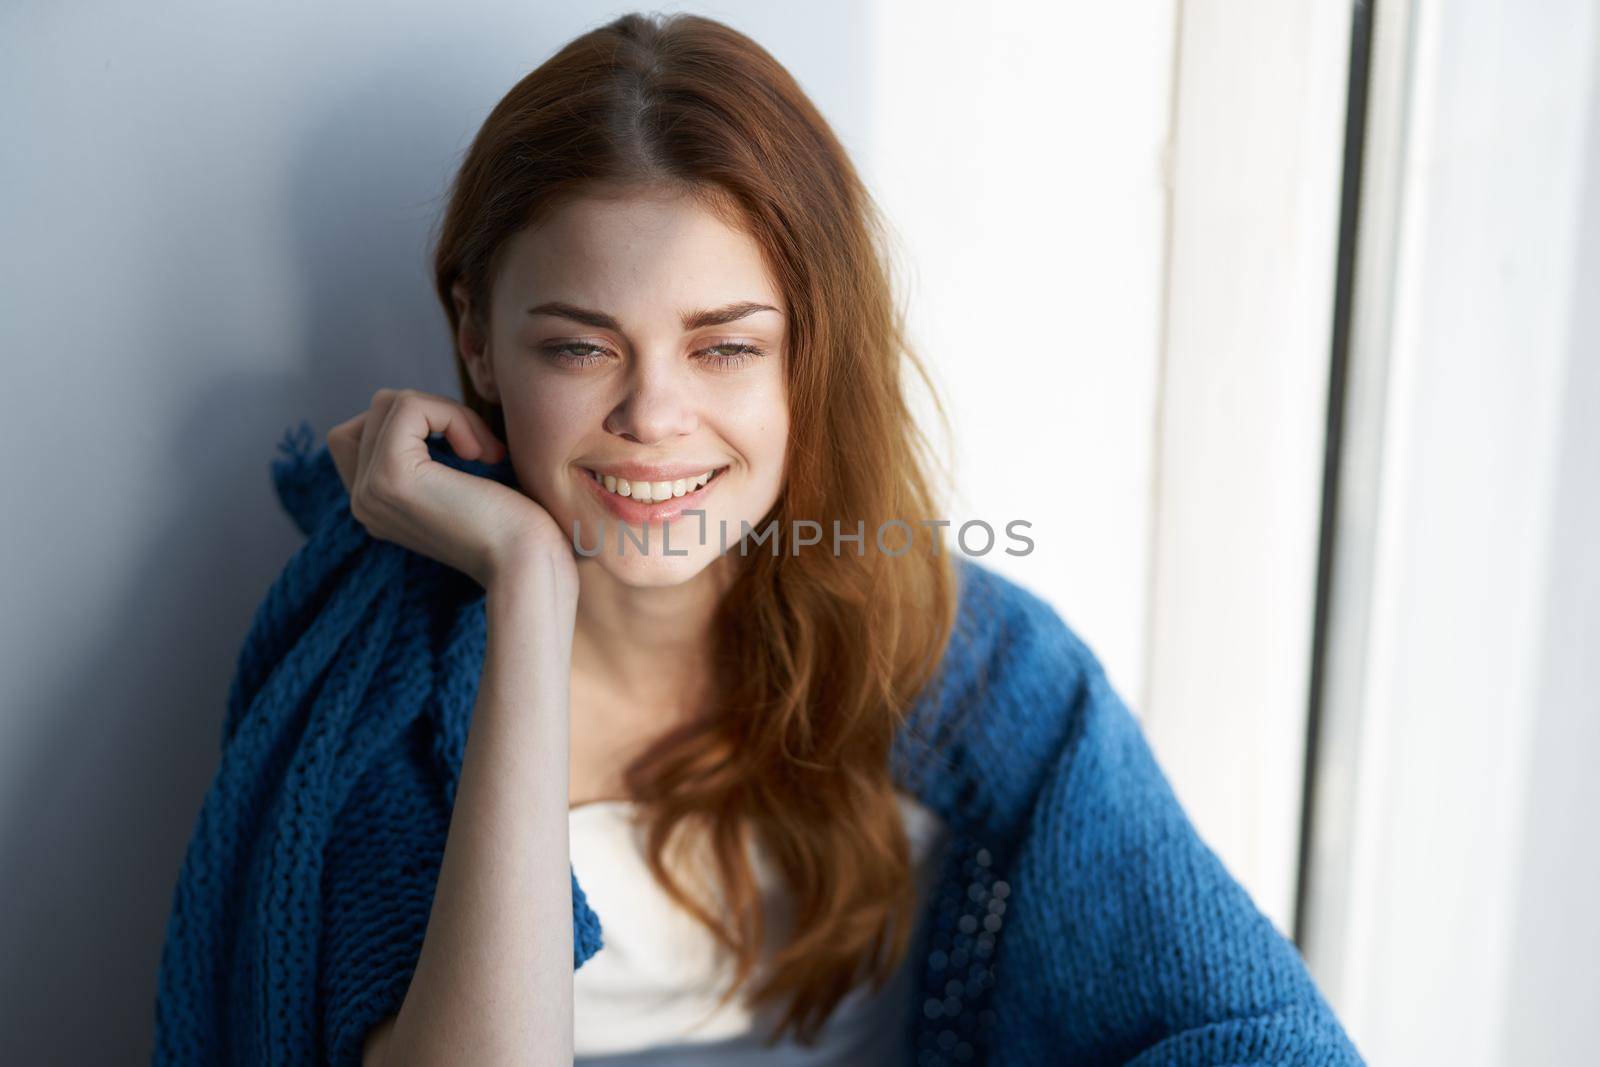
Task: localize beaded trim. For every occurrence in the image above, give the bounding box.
[911,828,1009,1064]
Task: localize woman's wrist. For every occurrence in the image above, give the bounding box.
[484,536,578,614]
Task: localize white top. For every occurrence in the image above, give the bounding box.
[570,790,949,1065]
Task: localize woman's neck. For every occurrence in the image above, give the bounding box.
[568,552,737,720]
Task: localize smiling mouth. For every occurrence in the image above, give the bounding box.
[581,466,729,504]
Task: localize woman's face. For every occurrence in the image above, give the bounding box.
[462,187,790,588]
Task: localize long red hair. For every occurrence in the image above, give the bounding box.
[430,11,958,1044]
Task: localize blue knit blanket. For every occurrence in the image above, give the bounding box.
[151,421,1365,1066]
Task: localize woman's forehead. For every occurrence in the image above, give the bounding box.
[497,195,786,325]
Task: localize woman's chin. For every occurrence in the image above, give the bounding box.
[581,541,726,589]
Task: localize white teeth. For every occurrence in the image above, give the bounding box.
[590,468,720,502]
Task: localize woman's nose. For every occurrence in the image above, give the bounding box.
[602,362,700,445]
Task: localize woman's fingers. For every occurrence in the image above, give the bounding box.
[327,411,368,493]
[434,402,502,464]
[356,388,401,492]
[463,404,507,462]
[331,388,503,506]
[382,389,503,468]
[413,393,505,462]
[319,387,557,588]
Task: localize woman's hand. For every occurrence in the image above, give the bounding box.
[327,389,575,593]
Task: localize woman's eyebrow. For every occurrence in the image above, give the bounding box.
[524,300,782,331]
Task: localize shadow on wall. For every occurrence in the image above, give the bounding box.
[0,26,549,1060]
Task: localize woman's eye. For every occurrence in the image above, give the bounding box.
[543,342,611,367]
[697,342,767,369]
[541,340,767,369]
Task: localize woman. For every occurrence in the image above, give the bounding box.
[152,12,1365,1067]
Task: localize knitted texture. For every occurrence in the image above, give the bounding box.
[151,421,1366,1066]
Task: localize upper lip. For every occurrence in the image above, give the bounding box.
[581,461,728,482]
